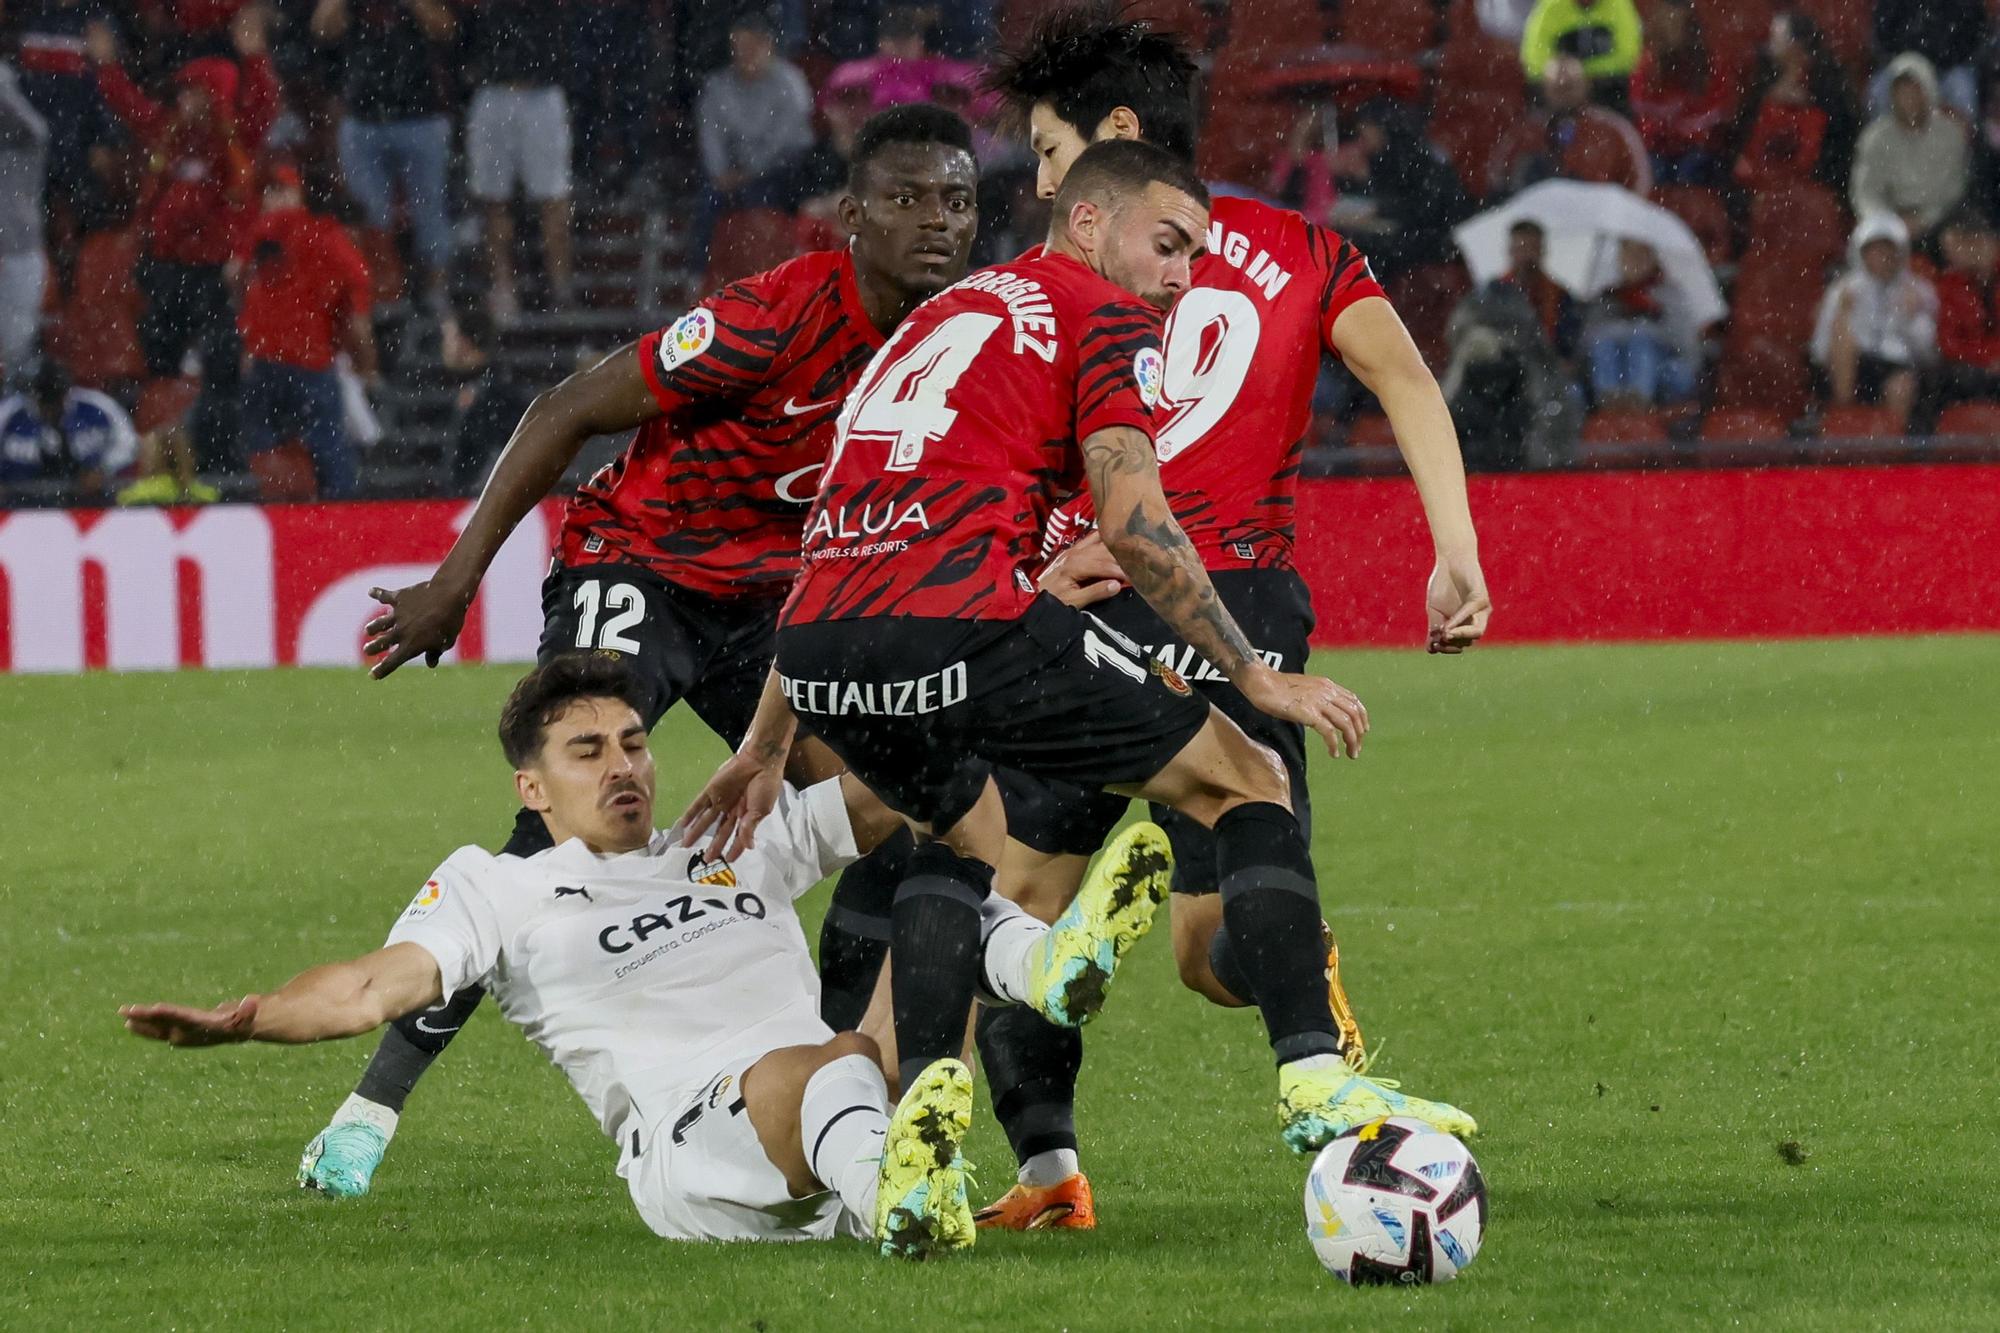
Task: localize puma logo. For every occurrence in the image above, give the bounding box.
[554,885,593,902]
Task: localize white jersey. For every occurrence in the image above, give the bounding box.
[385,779,859,1175]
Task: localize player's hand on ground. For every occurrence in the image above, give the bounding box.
[679,752,784,861]
[1426,555,1491,655]
[1038,531,1126,608]
[363,579,475,678]
[1240,667,1369,759]
[119,995,259,1046]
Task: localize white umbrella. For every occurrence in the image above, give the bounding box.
[1452,180,1727,330]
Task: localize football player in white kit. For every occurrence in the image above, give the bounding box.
[119,654,1171,1258]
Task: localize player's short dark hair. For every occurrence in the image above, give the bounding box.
[984,2,1201,165]
[846,103,976,192]
[498,652,650,768]
[1509,219,1545,238]
[1051,137,1209,222]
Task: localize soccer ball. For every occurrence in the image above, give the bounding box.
[1303,1117,1486,1285]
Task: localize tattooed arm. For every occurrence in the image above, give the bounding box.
[1083,425,1262,677]
[1081,426,1369,757]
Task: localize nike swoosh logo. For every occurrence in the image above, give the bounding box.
[782,396,840,417]
[413,1017,463,1036]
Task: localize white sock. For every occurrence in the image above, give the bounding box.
[332,1092,399,1138]
[799,1054,890,1227]
[1019,1148,1079,1188]
[1285,1054,1346,1076]
[978,893,1047,1007]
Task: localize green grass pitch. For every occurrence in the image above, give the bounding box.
[5,636,1997,1330]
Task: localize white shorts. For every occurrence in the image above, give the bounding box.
[626,1057,868,1243]
[467,85,572,202]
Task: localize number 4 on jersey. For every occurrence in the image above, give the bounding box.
[839,312,1003,472]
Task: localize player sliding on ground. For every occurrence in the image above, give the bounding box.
[294,105,981,1197]
[120,654,1170,1258]
[687,141,1476,1203]
[955,5,1493,1230]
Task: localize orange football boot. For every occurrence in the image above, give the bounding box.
[973,1173,1096,1231]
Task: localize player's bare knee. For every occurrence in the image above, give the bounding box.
[824,1030,880,1066]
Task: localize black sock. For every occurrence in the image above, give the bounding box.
[976,1004,1082,1167]
[817,827,911,1030]
[1214,802,1339,1065]
[502,806,554,857]
[355,984,486,1112]
[1206,923,1253,1004]
[890,841,993,1093]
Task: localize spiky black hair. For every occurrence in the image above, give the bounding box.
[983,2,1201,164]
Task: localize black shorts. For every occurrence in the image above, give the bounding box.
[774,595,1212,830]
[538,562,781,746]
[995,568,1316,895]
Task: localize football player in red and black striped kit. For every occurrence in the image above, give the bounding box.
[961,6,1494,1229]
[293,105,982,1199]
[690,139,1474,1192]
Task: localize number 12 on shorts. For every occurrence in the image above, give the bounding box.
[573,580,644,653]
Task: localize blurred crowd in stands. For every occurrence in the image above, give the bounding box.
[3,0,2000,507]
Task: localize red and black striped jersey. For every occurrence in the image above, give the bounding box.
[782,250,1163,626]
[554,248,886,597]
[1043,195,1386,571]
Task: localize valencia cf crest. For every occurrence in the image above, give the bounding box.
[686,852,738,888]
[1149,657,1193,695]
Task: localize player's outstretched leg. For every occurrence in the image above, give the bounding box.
[300,809,549,1195]
[978,822,1170,1028]
[973,1008,1093,1231]
[874,1058,976,1259]
[1025,822,1171,1027]
[298,984,486,1196]
[1199,802,1477,1150]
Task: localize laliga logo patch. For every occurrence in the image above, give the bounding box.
[686,852,738,888]
[402,878,444,920]
[657,308,716,371]
[1133,346,1165,408]
[1149,657,1193,696]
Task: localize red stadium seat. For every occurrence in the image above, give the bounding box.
[1002,0,1208,45]
[1819,404,1904,439]
[1713,333,1809,418]
[1582,408,1668,444]
[1439,0,1524,97]
[1430,89,1521,196]
[51,228,146,388]
[705,209,803,293]
[249,441,318,502]
[1933,401,2000,438]
[1747,181,1846,270]
[1790,0,1871,75]
[1220,0,1330,55]
[1388,261,1471,368]
[1199,52,1306,188]
[1126,0,1209,41]
[1336,0,1440,58]
[1729,259,1823,343]
[133,377,200,435]
[1700,407,1788,442]
[1652,184,1733,266]
[1691,0,1774,84]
